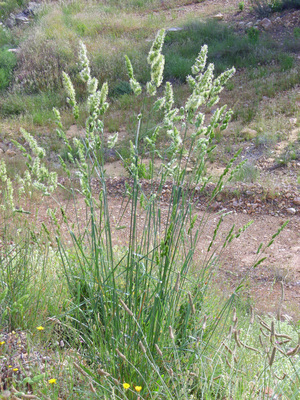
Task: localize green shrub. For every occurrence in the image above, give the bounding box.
[279,53,294,70]
[0,48,17,91]
[294,27,300,38]
[109,80,133,97]
[0,25,16,48]
[247,27,260,43]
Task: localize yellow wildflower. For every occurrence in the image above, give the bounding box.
[49,378,57,384]
[135,386,142,392]
[123,383,130,390]
[13,368,18,372]
[0,341,5,345]
[36,326,44,331]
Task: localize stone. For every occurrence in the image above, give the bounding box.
[260,18,272,30]
[0,148,4,154]
[213,13,224,21]
[289,118,297,125]
[240,127,257,140]
[8,48,21,54]
[293,197,300,206]
[286,207,296,215]
[166,27,183,32]
[245,22,253,29]
[15,14,29,25]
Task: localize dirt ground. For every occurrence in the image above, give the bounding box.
[30,179,298,321]
[104,192,300,320]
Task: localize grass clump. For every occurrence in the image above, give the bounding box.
[0,29,299,399]
[163,20,286,82]
[233,161,260,183]
[0,26,17,91]
[0,48,17,91]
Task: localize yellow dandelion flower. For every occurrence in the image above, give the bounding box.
[8,365,12,368]
[13,368,18,372]
[48,378,57,384]
[135,386,142,392]
[36,326,44,331]
[0,341,5,345]
[123,383,130,390]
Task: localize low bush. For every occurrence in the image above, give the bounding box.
[0,48,17,91]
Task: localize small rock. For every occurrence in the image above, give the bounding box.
[286,207,296,215]
[292,197,300,206]
[166,27,183,32]
[213,13,224,21]
[260,18,272,30]
[15,14,29,25]
[274,17,282,24]
[8,48,21,54]
[289,117,297,125]
[245,22,253,29]
[0,148,4,154]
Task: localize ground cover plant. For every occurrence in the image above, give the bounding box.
[0,25,299,399]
